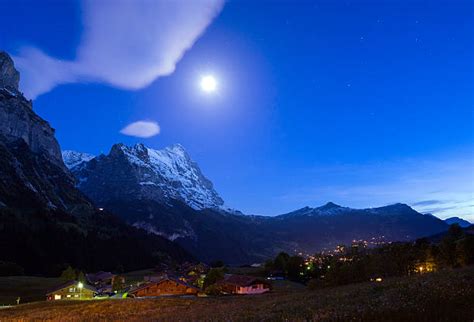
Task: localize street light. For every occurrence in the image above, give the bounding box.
[78,282,84,300]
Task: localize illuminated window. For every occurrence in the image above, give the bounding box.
[54,294,61,300]
[67,295,71,298]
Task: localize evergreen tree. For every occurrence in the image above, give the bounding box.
[203,268,225,288]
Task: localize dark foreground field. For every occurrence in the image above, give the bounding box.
[0,267,473,321]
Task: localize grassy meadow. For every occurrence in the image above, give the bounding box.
[0,276,62,306]
[0,266,472,321]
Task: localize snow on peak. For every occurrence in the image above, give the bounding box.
[281,202,352,218]
[62,150,95,169]
[113,143,224,210]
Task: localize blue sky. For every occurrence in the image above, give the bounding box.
[1,0,473,220]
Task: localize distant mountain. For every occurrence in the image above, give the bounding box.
[69,143,224,210]
[269,202,449,254]
[445,217,472,228]
[424,224,474,243]
[0,51,191,275]
[69,140,449,264]
[278,202,352,218]
[62,150,94,169]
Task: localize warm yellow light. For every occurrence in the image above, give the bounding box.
[78,282,84,289]
[375,277,383,282]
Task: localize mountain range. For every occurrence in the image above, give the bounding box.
[64,143,450,264]
[0,50,459,273]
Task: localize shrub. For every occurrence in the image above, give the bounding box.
[204,284,223,296]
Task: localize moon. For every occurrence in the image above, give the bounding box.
[200,75,217,93]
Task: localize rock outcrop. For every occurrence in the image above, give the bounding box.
[0,51,63,167]
[0,51,19,90]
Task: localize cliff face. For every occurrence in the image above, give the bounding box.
[0,51,81,211]
[0,51,63,167]
[0,52,19,90]
[0,51,192,275]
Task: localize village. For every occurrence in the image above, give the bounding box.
[15,229,469,304]
[44,262,273,302]
[0,225,472,320]
[43,238,390,303]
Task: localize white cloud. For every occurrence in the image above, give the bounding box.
[13,0,225,99]
[120,121,160,138]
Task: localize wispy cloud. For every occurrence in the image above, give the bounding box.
[412,200,447,207]
[120,121,160,138]
[276,151,474,221]
[13,0,225,99]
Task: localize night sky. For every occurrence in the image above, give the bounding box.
[0,0,472,219]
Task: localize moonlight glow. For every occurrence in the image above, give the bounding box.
[200,75,217,93]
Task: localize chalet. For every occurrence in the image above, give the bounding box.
[144,273,177,284]
[129,278,199,297]
[86,271,124,294]
[46,281,96,301]
[86,271,115,286]
[217,275,271,295]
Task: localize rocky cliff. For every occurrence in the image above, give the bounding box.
[0,51,63,168]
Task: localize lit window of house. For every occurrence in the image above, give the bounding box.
[54,294,61,300]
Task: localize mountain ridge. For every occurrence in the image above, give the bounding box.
[68,142,224,210]
[67,141,450,264]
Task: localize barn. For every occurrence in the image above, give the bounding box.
[218,275,271,295]
[46,281,96,301]
[129,278,199,297]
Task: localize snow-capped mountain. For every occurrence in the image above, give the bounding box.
[279,202,353,217]
[62,150,95,169]
[279,202,422,218]
[69,143,224,210]
[65,143,451,265]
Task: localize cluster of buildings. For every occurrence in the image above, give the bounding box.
[46,263,271,301]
